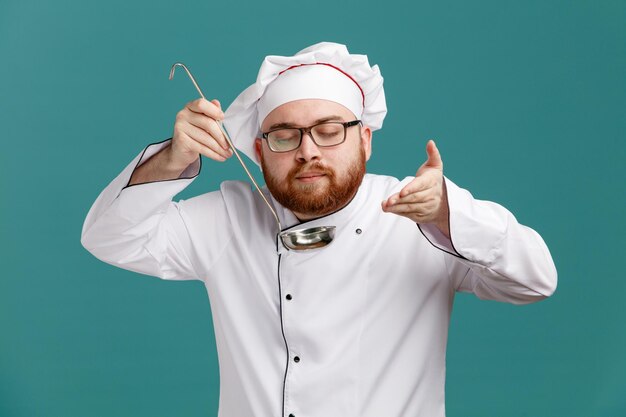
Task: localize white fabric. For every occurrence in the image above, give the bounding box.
[257,64,364,125]
[223,42,386,165]
[81,141,557,417]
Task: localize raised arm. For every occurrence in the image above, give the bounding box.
[81,98,234,281]
[382,140,557,304]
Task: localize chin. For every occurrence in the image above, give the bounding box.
[294,181,327,193]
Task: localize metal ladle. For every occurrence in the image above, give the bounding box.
[169,63,336,251]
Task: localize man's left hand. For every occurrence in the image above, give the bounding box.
[381,140,450,238]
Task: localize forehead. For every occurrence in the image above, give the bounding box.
[260,99,356,131]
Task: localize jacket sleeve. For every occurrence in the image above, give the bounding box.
[81,139,216,281]
[419,177,558,304]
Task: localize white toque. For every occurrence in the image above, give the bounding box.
[223,42,387,165]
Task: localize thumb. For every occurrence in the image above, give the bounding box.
[424,139,443,169]
[211,99,222,109]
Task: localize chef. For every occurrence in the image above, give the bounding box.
[81,42,557,417]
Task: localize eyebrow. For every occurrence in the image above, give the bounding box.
[267,115,345,131]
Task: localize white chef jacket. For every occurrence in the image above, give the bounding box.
[81,140,557,417]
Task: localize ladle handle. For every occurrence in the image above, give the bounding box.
[168,62,282,233]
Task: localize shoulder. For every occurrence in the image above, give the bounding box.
[362,173,400,187]
[176,180,253,214]
[219,180,255,196]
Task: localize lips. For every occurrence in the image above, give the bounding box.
[295,172,327,184]
[296,171,326,179]
[288,162,335,184]
[293,162,331,179]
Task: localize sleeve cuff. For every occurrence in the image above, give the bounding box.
[123,139,201,190]
[114,139,201,223]
[418,221,460,257]
[82,139,201,235]
[418,176,509,265]
[417,177,464,257]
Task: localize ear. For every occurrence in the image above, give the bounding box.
[254,138,263,162]
[360,125,373,161]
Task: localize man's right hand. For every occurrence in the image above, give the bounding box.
[128,98,232,186]
[168,98,233,169]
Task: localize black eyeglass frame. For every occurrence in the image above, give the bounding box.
[261,120,362,152]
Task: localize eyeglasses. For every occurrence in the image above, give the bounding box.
[261,120,362,152]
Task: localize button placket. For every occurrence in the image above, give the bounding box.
[279,252,300,417]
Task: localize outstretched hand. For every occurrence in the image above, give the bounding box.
[381,140,450,238]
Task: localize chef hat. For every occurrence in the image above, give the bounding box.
[223,42,387,165]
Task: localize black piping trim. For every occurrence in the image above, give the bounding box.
[417,223,464,259]
[277,254,289,417]
[278,189,360,235]
[448,235,466,260]
[122,138,202,190]
[416,181,468,260]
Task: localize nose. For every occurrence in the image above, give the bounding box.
[295,131,321,162]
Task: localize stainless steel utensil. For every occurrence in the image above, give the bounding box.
[169,62,336,251]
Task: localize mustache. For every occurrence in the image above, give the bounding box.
[289,162,335,178]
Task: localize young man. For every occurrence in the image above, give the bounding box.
[82,42,557,417]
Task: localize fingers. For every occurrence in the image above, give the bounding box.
[383,176,433,206]
[173,98,233,162]
[381,139,445,224]
[181,130,231,162]
[382,189,435,209]
[399,175,436,197]
[381,169,443,222]
[181,122,232,160]
[185,111,230,151]
[381,194,440,224]
[396,188,433,204]
[186,98,225,120]
[381,201,438,225]
[424,139,443,169]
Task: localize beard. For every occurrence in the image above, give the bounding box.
[261,147,367,219]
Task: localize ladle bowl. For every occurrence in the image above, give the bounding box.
[280,226,336,250]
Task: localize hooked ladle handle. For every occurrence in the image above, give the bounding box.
[168,63,283,233]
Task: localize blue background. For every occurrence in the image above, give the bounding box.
[1,0,624,415]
